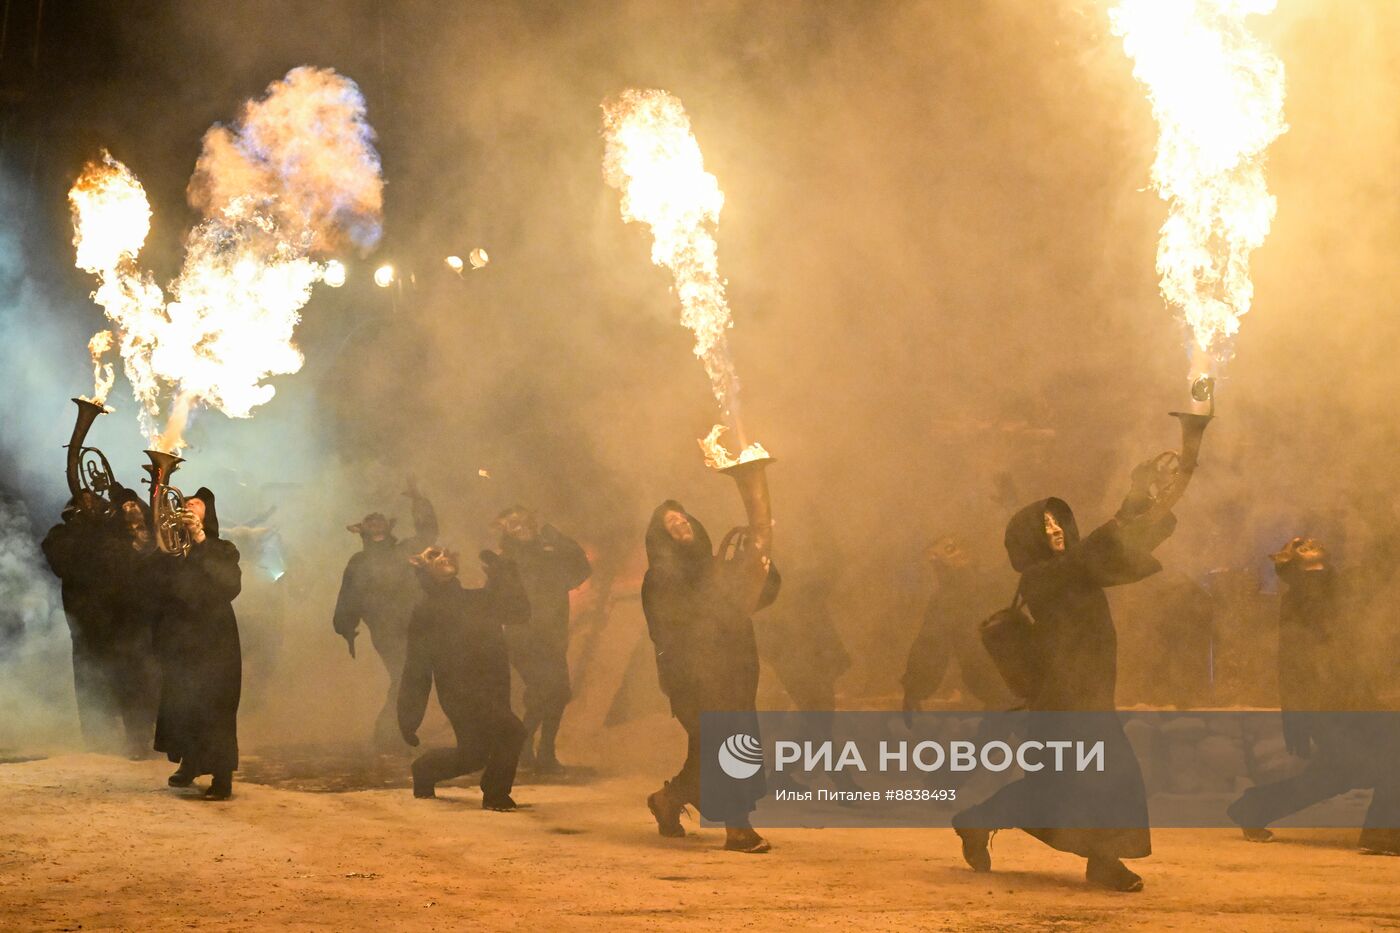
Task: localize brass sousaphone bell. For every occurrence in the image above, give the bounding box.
[718,456,776,613]
[1154,375,1215,512]
[64,397,118,515]
[143,449,192,557]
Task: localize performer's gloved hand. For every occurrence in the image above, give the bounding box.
[901,693,918,730]
[343,632,357,659]
[180,509,208,545]
[402,732,420,748]
[1116,457,1163,522]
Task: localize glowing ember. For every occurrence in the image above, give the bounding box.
[603,88,768,466]
[68,67,383,451]
[698,423,770,472]
[1111,0,1287,372]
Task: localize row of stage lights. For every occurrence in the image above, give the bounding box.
[320,247,491,289]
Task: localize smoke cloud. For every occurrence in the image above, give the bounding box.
[2,1,1397,754]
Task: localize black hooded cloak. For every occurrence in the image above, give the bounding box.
[105,487,162,751]
[903,563,1016,710]
[153,487,243,776]
[41,496,123,746]
[641,500,780,718]
[956,498,1174,860]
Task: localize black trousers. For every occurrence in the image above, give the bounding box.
[664,706,765,826]
[368,626,407,748]
[412,706,525,798]
[1230,760,1400,837]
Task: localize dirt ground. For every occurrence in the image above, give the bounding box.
[1,751,1396,931]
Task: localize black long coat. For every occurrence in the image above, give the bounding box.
[41,502,120,648]
[502,527,591,661]
[397,558,531,736]
[964,498,1174,861]
[641,501,780,719]
[153,488,242,775]
[903,565,1015,709]
[1007,498,1175,713]
[332,498,438,644]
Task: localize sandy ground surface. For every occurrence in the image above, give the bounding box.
[1,751,1397,931]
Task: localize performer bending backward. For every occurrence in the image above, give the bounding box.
[953,459,1181,893]
[155,487,243,801]
[493,506,591,772]
[1226,533,1400,855]
[398,545,531,809]
[642,499,780,854]
[333,481,438,750]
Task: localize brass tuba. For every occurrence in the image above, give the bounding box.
[143,449,191,557]
[1149,379,1215,515]
[65,398,118,515]
[718,457,776,613]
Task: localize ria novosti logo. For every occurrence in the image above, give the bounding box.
[717,733,764,779]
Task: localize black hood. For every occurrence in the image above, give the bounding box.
[191,486,220,539]
[1004,497,1078,572]
[113,485,151,522]
[645,499,713,583]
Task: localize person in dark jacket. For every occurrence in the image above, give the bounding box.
[333,482,438,750]
[952,480,1178,892]
[1226,534,1400,855]
[41,491,122,750]
[494,506,591,772]
[106,488,162,758]
[398,545,531,808]
[902,535,1016,714]
[154,487,243,800]
[642,499,780,854]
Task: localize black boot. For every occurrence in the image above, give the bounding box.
[647,785,686,838]
[955,827,992,872]
[482,794,517,812]
[168,760,198,788]
[1086,857,1143,892]
[723,824,771,853]
[204,772,233,801]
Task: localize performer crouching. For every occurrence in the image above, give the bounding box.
[155,488,243,800]
[398,546,531,809]
[642,499,780,853]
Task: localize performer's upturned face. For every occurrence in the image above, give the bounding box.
[1277,536,1327,570]
[419,546,459,580]
[186,498,207,523]
[121,501,150,547]
[664,510,694,543]
[1043,510,1066,553]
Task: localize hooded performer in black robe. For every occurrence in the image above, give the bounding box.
[332,484,438,750]
[953,494,1176,892]
[1226,534,1400,854]
[41,492,123,750]
[494,506,592,772]
[642,499,780,854]
[105,488,162,757]
[398,545,531,808]
[154,487,243,800]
